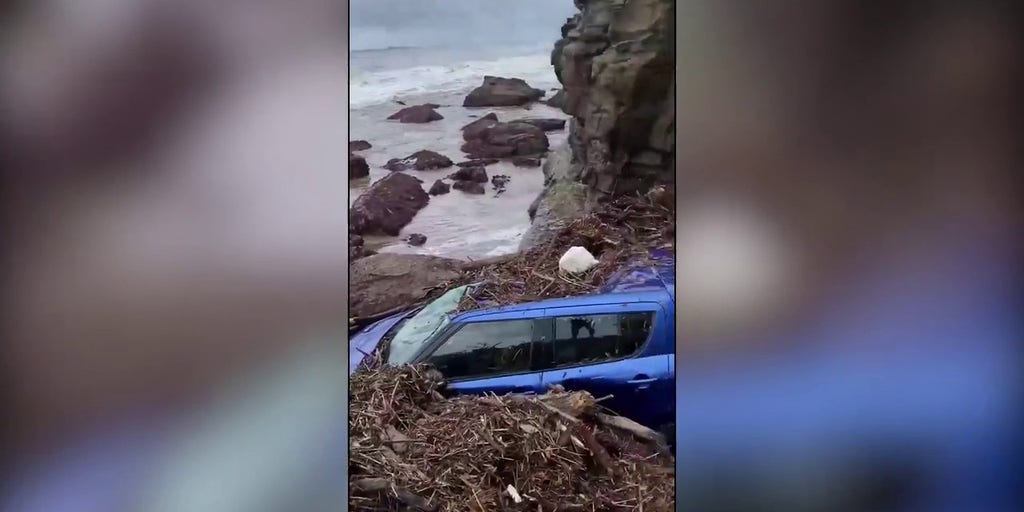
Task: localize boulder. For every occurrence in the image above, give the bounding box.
[349,172,429,236]
[456,158,499,167]
[349,233,367,260]
[406,233,427,246]
[349,152,370,179]
[544,89,568,110]
[349,254,464,319]
[387,104,444,123]
[449,166,488,183]
[461,113,499,141]
[463,76,545,107]
[349,140,372,151]
[460,122,549,159]
[428,179,450,195]
[384,150,453,171]
[452,180,485,195]
[512,156,542,168]
[512,118,566,132]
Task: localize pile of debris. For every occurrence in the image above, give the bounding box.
[350,361,675,511]
[456,190,674,311]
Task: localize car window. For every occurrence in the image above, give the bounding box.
[386,285,471,365]
[548,312,654,367]
[425,319,535,380]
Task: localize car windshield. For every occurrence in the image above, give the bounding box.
[386,285,470,365]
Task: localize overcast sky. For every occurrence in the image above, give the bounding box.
[350,0,577,50]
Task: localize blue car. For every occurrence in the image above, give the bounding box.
[350,250,676,435]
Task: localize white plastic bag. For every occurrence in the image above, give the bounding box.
[558,246,599,274]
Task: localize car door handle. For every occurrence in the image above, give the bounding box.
[628,377,657,385]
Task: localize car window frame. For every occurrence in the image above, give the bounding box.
[413,317,548,383]
[534,308,660,372]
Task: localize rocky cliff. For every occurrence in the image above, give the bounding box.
[553,0,675,199]
[520,0,675,250]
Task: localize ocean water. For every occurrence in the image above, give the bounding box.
[350,44,558,108]
[349,44,568,260]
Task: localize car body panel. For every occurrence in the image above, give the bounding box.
[536,302,674,428]
[348,310,411,373]
[349,253,677,430]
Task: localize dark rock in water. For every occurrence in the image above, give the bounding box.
[512,156,542,168]
[349,172,429,236]
[463,76,545,107]
[349,140,372,152]
[456,158,499,167]
[513,118,566,132]
[544,89,567,110]
[460,122,549,159]
[406,233,427,246]
[384,150,453,171]
[449,166,488,183]
[349,152,370,179]
[349,233,366,260]
[395,100,406,105]
[461,112,499,141]
[428,179,450,195]
[424,103,441,108]
[452,180,486,194]
[460,139,515,159]
[349,254,464,319]
[491,174,510,188]
[387,104,443,123]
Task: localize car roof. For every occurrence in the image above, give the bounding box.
[598,248,675,299]
[453,250,675,321]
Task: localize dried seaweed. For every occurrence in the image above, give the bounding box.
[453,191,674,312]
[350,361,675,511]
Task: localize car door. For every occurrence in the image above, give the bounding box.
[416,311,549,396]
[537,303,671,427]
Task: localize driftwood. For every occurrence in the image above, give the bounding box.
[350,362,675,511]
[351,478,437,511]
[575,424,618,477]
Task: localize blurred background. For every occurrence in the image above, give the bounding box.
[675,1,1020,510]
[3,1,349,511]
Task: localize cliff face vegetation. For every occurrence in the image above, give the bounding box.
[552,0,675,200]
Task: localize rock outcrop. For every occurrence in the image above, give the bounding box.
[349,152,370,179]
[463,76,545,107]
[550,0,675,199]
[387,104,444,123]
[384,150,454,172]
[460,122,549,159]
[349,254,464,319]
[349,173,429,236]
[519,0,675,250]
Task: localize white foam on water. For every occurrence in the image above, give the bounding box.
[350,53,558,109]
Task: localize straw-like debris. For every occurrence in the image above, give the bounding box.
[350,360,675,511]
[456,191,674,312]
